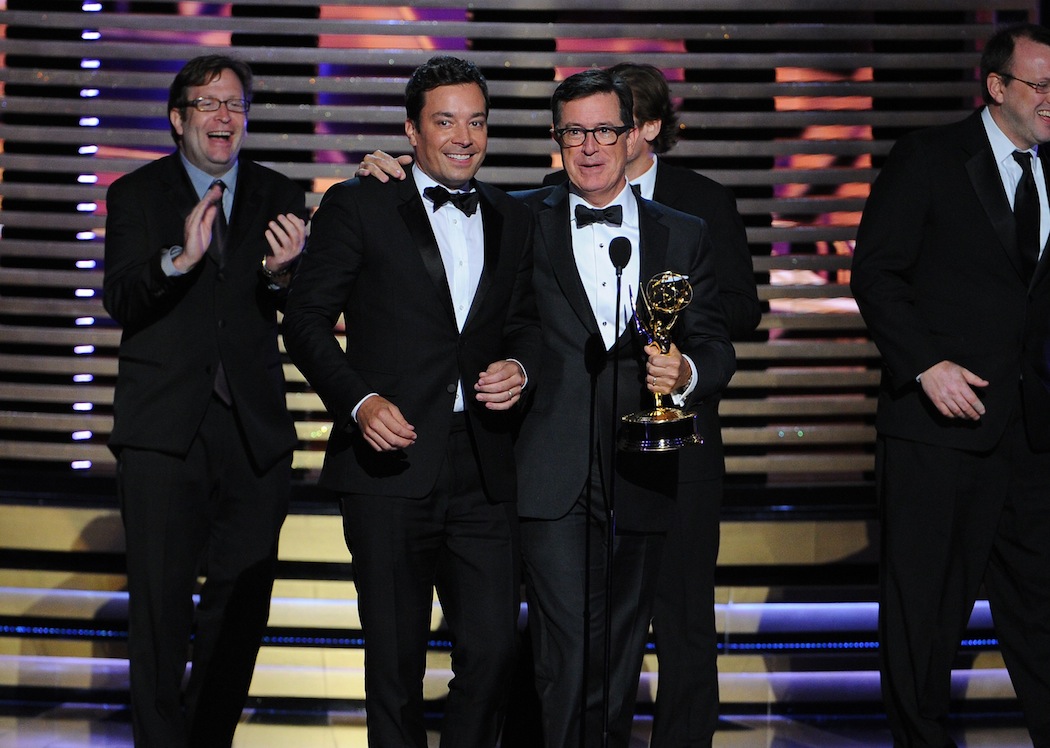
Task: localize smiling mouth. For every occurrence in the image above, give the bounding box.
[445,153,474,162]
[208,131,232,140]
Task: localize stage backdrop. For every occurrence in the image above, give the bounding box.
[0,0,1040,493]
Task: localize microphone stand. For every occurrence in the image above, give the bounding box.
[602,238,630,748]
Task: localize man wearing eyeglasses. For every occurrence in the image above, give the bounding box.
[103,55,306,747]
[851,23,1050,747]
[510,69,734,747]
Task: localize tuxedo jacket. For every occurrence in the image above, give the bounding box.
[282,175,541,500]
[513,183,736,531]
[103,152,305,471]
[544,163,760,482]
[851,110,1050,452]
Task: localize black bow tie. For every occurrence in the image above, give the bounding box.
[424,185,479,216]
[575,203,623,227]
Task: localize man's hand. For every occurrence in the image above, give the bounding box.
[474,360,526,411]
[356,150,413,182]
[645,342,691,395]
[174,183,224,273]
[356,395,417,451]
[263,212,307,282]
[918,360,988,420]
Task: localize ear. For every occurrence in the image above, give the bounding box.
[170,108,185,138]
[405,118,418,147]
[639,118,661,145]
[625,125,640,154]
[987,73,1006,105]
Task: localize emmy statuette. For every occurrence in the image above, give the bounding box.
[618,271,704,452]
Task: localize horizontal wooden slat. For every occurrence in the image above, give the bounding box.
[2,1,1029,489]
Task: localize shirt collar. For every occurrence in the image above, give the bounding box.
[413,164,474,201]
[179,153,237,202]
[629,153,659,201]
[982,105,1038,166]
[569,180,639,228]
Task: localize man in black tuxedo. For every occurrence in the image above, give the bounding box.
[543,63,760,746]
[282,56,540,748]
[103,55,307,747]
[510,69,736,747]
[851,23,1050,747]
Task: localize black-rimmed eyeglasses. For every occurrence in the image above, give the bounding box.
[552,124,632,147]
[998,73,1050,95]
[181,97,251,114]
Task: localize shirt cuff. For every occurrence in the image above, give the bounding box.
[160,246,186,277]
[506,358,528,390]
[351,393,379,424]
[670,353,697,407]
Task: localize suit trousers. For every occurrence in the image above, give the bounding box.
[520,469,664,748]
[340,418,520,748]
[118,395,290,748]
[651,476,723,748]
[879,404,1050,748]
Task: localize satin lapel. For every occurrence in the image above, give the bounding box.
[463,184,502,330]
[966,135,1025,281]
[637,198,671,294]
[623,198,672,349]
[537,187,600,333]
[397,177,457,325]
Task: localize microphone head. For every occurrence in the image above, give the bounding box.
[609,237,632,270]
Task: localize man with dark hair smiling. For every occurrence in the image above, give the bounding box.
[283,55,540,747]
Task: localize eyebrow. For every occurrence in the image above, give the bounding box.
[432,111,487,119]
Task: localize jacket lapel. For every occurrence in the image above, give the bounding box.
[538,185,600,334]
[462,182,502,330]
[397,176,457,326]
[966,115,1027,282]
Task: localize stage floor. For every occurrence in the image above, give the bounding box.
[0,702,1032,747]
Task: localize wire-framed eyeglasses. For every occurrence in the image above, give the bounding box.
[998,73,1050,95]
[181,97,251,114]
[551,124,633,147]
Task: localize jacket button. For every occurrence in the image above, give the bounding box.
[446,383,457,394]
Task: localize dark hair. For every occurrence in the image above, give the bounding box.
[405,56,489,126]
[167,55,253,144]
[607,62,680,153]
[980,23,1050,105]
[551,69,634,130]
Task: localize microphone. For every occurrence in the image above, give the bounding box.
[609,237,632,271]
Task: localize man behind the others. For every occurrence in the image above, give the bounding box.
[282,55,541,748]
[103,54,306,747]
[851,22,1050,747]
